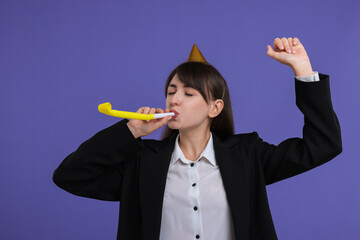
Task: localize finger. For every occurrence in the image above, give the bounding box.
[156,108,164,113]
[293,37,299,46]
[293,37,302,47]
[142,107,150,114]
[164,109,170,113]
[282,37,292,54]
[149,108,156,114]
[141,107,152,122]
[274,38,283,51]
[287,38,295,54]
[137,107,145,113]
[288,37,293,46]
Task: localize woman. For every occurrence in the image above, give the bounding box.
[53,37,342,240]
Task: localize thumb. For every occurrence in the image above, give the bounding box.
[266,45,275,58]
[154,116,171,129]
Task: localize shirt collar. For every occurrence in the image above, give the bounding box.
[169,133,217,167]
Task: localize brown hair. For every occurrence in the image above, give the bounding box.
[161,61,234,140]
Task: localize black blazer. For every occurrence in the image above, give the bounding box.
[53,73,342,240]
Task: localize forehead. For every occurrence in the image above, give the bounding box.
[168,73,192,88]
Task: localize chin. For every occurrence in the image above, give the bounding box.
[167,122,180,130]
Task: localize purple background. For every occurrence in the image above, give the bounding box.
[1,0,359,239]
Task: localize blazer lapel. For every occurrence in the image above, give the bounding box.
[138,133,177,240]
[213,133,251,239]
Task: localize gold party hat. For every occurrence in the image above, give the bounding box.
[187,44,207,63]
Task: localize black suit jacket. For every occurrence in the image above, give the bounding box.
[53,73,342,240]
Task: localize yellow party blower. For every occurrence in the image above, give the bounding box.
[98,102,175,120]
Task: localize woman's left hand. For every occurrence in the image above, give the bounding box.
[267,37,314,77]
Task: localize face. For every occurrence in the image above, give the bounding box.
[166,74,214,132]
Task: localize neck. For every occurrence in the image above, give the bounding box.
[178,126,211,161]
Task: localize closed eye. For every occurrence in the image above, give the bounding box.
[167,91,193,96]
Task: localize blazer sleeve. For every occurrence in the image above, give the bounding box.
[256,73,342,185]
[53,119,143,201]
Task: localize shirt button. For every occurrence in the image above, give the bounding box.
[192,183,196,187]
[196,235,200,239]
[190,163,195,167]
[193,206,198,211]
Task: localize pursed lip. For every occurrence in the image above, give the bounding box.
[169,109,179,119]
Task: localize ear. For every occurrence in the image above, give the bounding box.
[208,99,224,118]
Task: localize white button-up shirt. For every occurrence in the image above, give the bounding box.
[159,133,236,240]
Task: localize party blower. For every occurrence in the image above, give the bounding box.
[98,102,176,120]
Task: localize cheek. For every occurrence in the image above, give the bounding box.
[194,100,210,111]
[188,103,210,118]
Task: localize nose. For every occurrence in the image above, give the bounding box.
[169,92,182,106]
